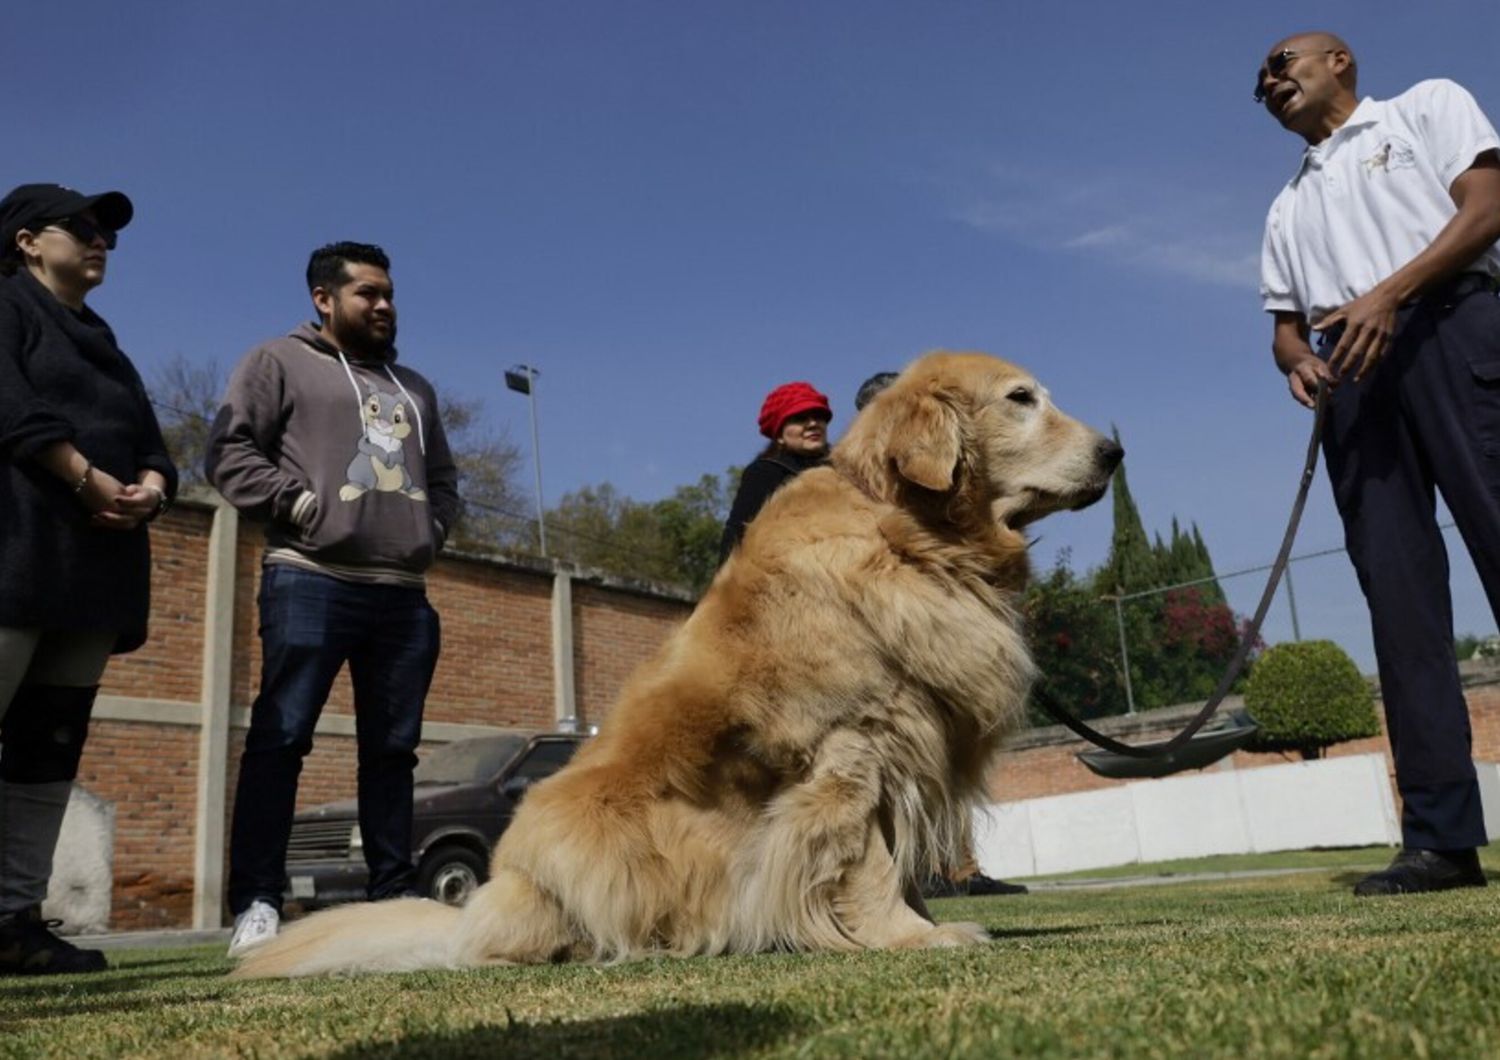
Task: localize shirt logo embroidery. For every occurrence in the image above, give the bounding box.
[1361,137,1416,174]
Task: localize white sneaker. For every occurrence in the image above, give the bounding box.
[227,900,280,957]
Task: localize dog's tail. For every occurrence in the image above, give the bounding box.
[229,897,462,979]
[230,867,580,979]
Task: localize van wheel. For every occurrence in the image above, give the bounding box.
[417,845,487,906]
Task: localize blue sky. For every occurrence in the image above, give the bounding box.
[6,0,1499,677]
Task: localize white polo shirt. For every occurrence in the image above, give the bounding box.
[1260,78,1500,323]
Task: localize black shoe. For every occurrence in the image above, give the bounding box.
[920,875,965,899]
[965,873,1028,896]
[0,907,108,976]
[1353,848,1487,897]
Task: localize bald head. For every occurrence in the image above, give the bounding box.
[1270,31,1357,92]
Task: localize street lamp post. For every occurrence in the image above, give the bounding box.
[503,364,547,557]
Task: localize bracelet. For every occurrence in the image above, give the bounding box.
[71,462,92,494]
[143,485,171,521]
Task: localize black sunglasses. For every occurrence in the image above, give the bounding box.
[37,215,118,250]
[1253,48,1337,104]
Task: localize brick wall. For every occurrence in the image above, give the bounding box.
[1470,681,1500,761]
[101,505,212,704]
[573,583,688,725]
[76,722,199,929]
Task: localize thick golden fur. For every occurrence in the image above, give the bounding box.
[233,351,1119,978]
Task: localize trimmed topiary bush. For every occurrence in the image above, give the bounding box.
[1244,640,1380,759]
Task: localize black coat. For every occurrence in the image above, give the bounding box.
[718,450,825,564]
[0,270,178,653]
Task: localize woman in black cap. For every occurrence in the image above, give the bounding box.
[0,183,177,975]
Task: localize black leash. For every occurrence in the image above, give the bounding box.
[1031,381,1329,758]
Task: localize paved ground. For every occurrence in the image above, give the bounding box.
[1025,866,1325,891]
[75,867,1329,951]
[80,927,231,951]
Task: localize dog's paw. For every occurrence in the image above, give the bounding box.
[892,920,990,950]
[929,920,990,948]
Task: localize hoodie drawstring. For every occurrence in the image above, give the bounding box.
[334,351,428,456]
[383,365,427,456]
[335,351,369,443]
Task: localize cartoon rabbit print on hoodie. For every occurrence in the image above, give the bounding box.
[340,382,428,502]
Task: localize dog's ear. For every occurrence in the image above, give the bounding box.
[887,390,960,491]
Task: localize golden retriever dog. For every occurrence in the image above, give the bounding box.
[234,351,1121,978]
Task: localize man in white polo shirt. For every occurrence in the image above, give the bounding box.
[1258,31,1500,895]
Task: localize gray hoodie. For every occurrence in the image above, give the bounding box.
[206,323,462,580]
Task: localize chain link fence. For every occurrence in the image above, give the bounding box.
[1088,520,1495,717]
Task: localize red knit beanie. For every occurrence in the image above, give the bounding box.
[758,381,833,439]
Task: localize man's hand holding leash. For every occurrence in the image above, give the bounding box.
[1314,284,1401,384]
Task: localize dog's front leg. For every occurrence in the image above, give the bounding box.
[732,729,988,954]
[835,824,989,951]
[732,729,884,952]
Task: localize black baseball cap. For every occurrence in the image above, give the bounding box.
[0,183,134,253]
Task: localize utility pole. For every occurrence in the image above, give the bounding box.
[1112,593,1137,715]
[1284,561,1303,641]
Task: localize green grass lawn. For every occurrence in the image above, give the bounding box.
[1024,845,1421,883]
[3,849,1497,1059]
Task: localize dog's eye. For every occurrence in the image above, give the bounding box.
[1006,387,1036,407]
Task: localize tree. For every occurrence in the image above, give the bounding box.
[542,469,740,593]
[1141,586,1255,705]
[146,354,224,488]
[1096,427,1156,594]
[1189,522,1227,606]
[437,393,530,554]
[543,483,675,582]
[1244,640,1379,759]
[652,471,738,593]
[1090,429,1246,712]
[1024,552,1127,723]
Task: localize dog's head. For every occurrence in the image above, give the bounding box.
[834,351,1122,531]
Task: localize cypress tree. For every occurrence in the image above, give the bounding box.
[1099,427,1157,594]
[1192,522,1227,605]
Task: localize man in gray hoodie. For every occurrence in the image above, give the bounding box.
[206,242,462,956]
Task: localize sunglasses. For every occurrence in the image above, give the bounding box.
[1253,48,1337,104]
[37,215,118,250]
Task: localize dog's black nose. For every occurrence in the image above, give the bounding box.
[1097,438,1124,470]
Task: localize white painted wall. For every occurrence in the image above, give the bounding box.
[974,753,1413,879]
[1476,761,1500,842]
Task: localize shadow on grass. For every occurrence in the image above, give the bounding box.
[16,992,217,1022]
[0,965,214,1003]
[1329,866,1496,889]
[326,1001,806,1060]
[106,955,210,970]
[985,924,1092,941]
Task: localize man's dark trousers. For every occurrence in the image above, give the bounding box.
[1320,275,1500,852]
[227,563,441,915]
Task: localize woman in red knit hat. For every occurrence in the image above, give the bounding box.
[717,381,832,564]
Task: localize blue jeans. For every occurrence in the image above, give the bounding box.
[227,564,440,915]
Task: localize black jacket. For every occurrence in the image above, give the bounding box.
[0,271,178,652]
[718,450,825,564]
